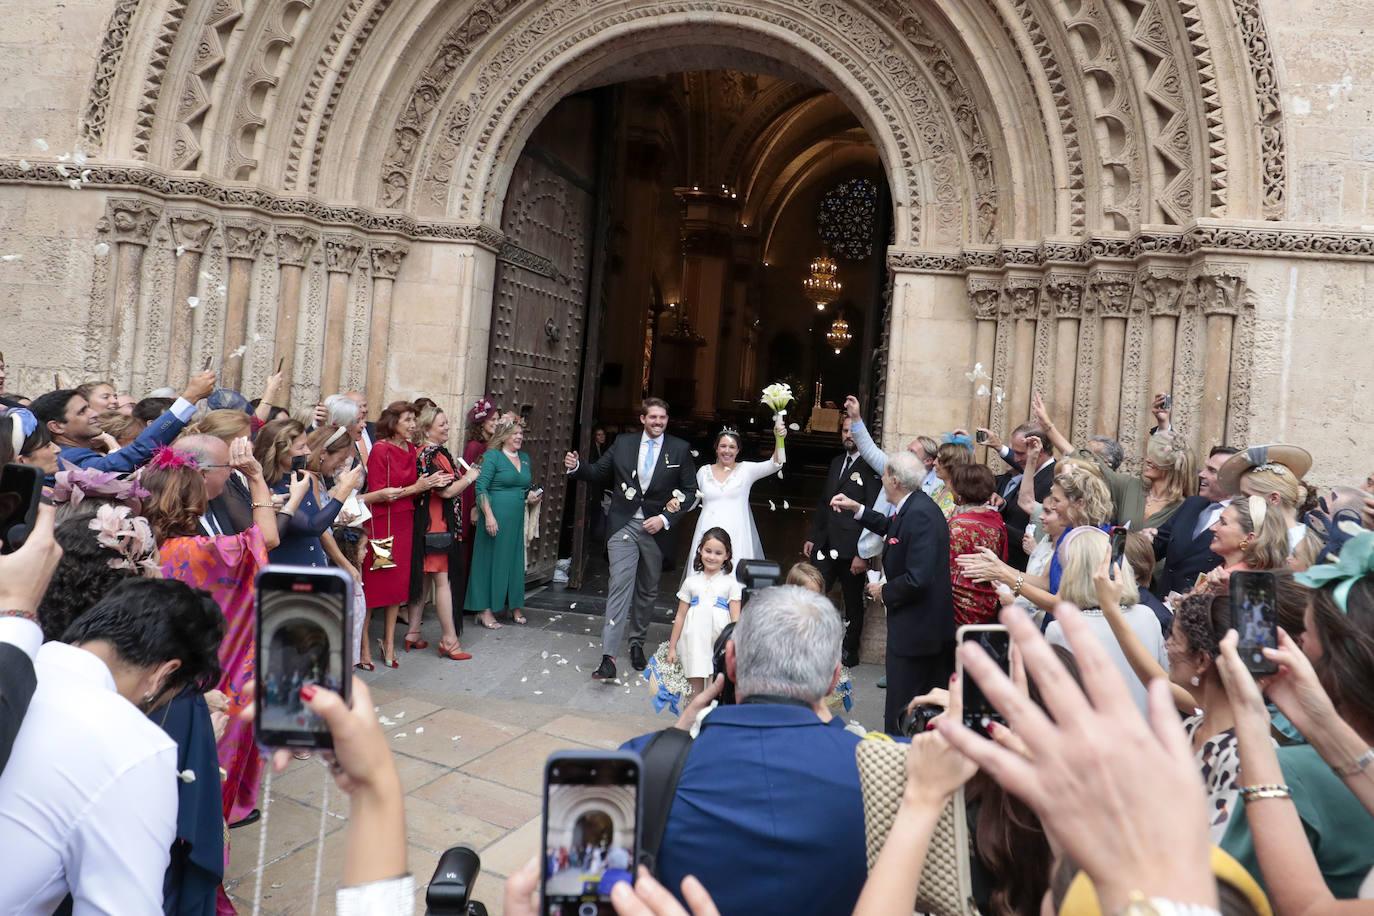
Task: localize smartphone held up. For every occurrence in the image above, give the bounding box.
[1230,570,1279,676]
[957,624,1011,734]
[0,462,44,554]
[254,565,353,749]
[542,751,641,916]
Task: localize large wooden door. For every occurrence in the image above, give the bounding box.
[487,95,599,582]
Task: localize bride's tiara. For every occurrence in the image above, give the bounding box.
[717,426,742,439]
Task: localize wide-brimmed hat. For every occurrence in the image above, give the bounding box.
[1217,443,1312,496]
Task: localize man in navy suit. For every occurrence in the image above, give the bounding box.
[567,398,699,680]
[835,450,954,733]
[29,370,216,483]
[992,422,1056,570]
[621,586,868,915]
[1151,445,1238,596]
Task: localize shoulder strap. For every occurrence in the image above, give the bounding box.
[637,727,694,876]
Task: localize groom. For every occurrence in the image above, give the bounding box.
[565,398,699,681]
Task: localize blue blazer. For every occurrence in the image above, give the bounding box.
[1153,495,1224,596]
[621,704,869,916]
[52,407,190,481]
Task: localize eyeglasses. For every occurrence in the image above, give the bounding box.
[197,463,231,470]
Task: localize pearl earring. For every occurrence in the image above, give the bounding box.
[1189,676,1200,687]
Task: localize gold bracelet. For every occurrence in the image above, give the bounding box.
[1238,783,1291,800]
[251,502,274,508]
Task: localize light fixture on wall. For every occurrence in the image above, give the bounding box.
[826,312,853,354]
[803,252,841,310]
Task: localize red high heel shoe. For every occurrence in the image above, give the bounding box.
[438,640,472,661]
[404,633,429,652]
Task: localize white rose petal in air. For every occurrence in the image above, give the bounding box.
[533,691,543,696]
[541,650,549,659]
[228,345,248,359]
[32,138,49,151]
[394,732,407,739]
[67,179,82,190]
[569,602,577,609]
[54,164,69,178]
[176,245,186,256]
[690,450,699,458]
[830,549,840,559]
[415,727,424,734]
[72,151,87,167]
[186,296,200,309]
[252,332,263,342]
[57,152,71,163]
[1,254,23,262]
[976,385,990,398]
[216,284,227,295]
[80,170,92,183]
[768,499,776,511]
[200,270,213,281]
[93,242,110,256]
[520,676,528,683]
[783,500,790,509]
[394,711,405,718]
[17,159,31,171]
[178,769,196,783]
[789,423,800,431]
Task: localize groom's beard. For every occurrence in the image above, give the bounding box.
[843,440,858,453]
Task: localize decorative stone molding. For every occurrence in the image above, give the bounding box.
[1044,273,1086,316]
[887,250,964,274]
[1135,267,1187,316]
[275,227,319,267]
[368,243,409,280]
[1192,263,1247,316]
[966,278,1002,320]
[323,235,365,273]
[309,0,397,192]
[1004,276,1040,318]
[1087,271,1136,318]
[286,0,369,188]
[80,0,141,149]
[223,218,269,259]
[1177,0,1228,215]
[1230,0,1286,219]
[133,0,192,158]
[104,198,162,245]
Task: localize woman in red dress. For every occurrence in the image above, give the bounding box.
[947,463,1009,626]
[460,397,500,628]
[361,401,451,669]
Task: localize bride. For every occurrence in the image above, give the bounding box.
[678,422,786,583]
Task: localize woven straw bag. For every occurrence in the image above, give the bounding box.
[855,738,976,916]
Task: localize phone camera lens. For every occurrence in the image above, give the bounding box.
[578,904,598,916]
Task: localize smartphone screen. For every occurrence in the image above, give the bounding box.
[1109,526,1129,579]
[542,751,640,916]
[1230,570,1278,676]
[0,463,44,555]
[254,565,353,749]
[957,624,1011,733]
[290,454,309,473]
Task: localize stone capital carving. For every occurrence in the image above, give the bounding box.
[369,243,409,280]
[1044,274,1086,317]
[967,278,1001,320]
[1137,268,1187,316]
[1193,271,1246,316]
[1004,277,1040,318]
[101,198,161,246]
[223,218,269,260]
[1088,270,1136,318]
[168,212,216,254]
[324,235,366,274]
[275,227,319,267]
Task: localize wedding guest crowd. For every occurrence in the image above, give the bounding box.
[6,346,1374,916]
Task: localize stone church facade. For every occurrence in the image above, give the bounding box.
[1,0,1371,487]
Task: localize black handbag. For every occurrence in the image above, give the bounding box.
[424,531,455,553]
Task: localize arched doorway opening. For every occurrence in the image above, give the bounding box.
[484,68,895,586]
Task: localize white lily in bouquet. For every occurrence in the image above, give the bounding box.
[760,381,792,459]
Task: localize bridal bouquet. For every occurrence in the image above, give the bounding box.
[761,382,793,452]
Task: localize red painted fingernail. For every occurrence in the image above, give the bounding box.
[925,721,936,730]
[300,685,318,701]
[950,673,957,683]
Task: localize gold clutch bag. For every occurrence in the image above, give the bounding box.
[368,535,396,570]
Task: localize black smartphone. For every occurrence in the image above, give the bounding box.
[1108,525,1130,580]
[276,357,285,373]
[957,624,1011,734]
[290,453,309,473]
[541,750,641,916]
[254,565,353,749]
[1160,393,1172,411]
[0,463,44,555]
[975,429,989,444]
[1230,570,1279,676]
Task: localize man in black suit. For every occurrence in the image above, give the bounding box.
[992,422,1056,570]
[178,434,248,536]
[566,398,699,681]
[805,417,882,666]
[839,450,954,733]
[1151,445,1238,596]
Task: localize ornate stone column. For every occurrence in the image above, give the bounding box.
[1071,277,1101,448]
[988,283,1017,438]
[1045,274,1085,430]
[1142,269,1186,414]
[366,243,409,409]
[1116,278,1154,468]
[1005,277,1039,426]
[1196,267,1246,447]
[166,212,216,389]
[101,199,162,386]
[1090,270,1134,438]
[220,219,268,389]
[272,227,319,403]
[968,281,999,435]
[322,235,365,397]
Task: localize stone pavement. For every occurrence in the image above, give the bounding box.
[225,595,889,915]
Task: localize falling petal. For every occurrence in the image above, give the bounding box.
[54,164,69,177]
[783,500,790,509]
[830,549,840,559]
[17,159,31,171]
[690,450,699,458]
[178,769,197,783]
[72,151,87,167]
[57,152,71,162]
[768,499,776,511]
[67,179,82,190]
[93,242,110,256]
[569,602,577,609]
[186,296,199,308]
[521,676,528,682]
[451,735,461,740]
[533,690,544,695]
[541,650,549,659]
[575,665,582,672]
[394,732,407,738]
[789,423,800,431]
[216,284,227,295]
[415,727,424,734]
[976,385,990,397]
[964,371,976,383]
[229,345,248,359]
[200,270,213,281]
[541,669,550,675]
[32,138,48,151]
[0,254,22,262]
[252,332,263,342]
[777,469,783,479]
[557,658,569,665]
[80,169,92,183]
[175,245,186,256]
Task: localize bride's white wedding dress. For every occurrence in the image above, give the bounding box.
[683,454,783,583]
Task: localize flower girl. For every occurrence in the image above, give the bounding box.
[667,527,742,694]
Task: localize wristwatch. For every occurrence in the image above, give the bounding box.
[1117,894,1221,916]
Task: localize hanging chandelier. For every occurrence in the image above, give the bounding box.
[826,312,853,354]
[803,252,841,310]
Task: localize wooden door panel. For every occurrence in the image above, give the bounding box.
[488,101,597,583]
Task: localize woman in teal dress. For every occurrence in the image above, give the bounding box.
[464,418,544,625]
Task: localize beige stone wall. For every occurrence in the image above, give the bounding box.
[1264,0,1374,225]
[0,0,110,158]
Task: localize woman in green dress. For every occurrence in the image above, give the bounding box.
[464,417,543,626]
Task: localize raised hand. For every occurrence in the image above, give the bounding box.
[182,369,217,404]
[843,395,862,422]
[564,451,579,470]
[1030,391,1051,428]
[228,435,263,479]
[829,493,861,514]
